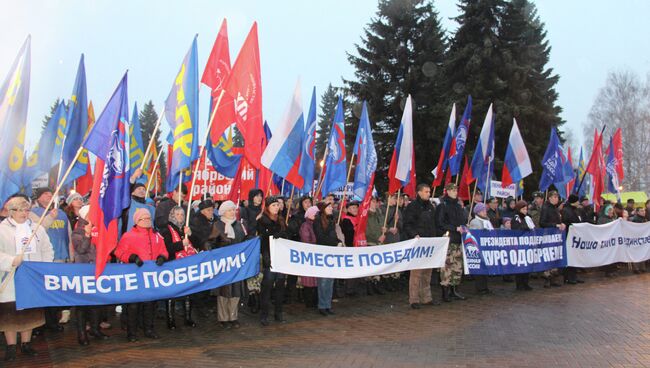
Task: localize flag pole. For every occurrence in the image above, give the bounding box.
[467,181,478,223]
[184,90,226,232]
[313,146,329,200]
[382,192,391,234]
[202,149,208,200]
[145,145,164,196]
[0,145,86,293]
[574,125,607,196]
[139,106,166,172]
[392,188,401,229]
[337,153,355,224]
[285,186,295,225]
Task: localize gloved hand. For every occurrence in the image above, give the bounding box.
[156,255,166,266]
[128,254,143,267]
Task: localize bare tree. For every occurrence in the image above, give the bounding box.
[584,70,650,192]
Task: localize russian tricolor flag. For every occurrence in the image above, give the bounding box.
[432,103,456,186]
[469,103,495,193]
[260,80,305,189]
[388,95,416,196]
[501,118,532,187]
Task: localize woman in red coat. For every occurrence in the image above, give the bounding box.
[114,208,168,342]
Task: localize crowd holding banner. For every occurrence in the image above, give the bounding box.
[0,18,648,363]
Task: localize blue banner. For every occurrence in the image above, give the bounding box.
[15,238,260,309]
[462,228,566,275]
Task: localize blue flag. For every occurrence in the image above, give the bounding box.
[298,87,317,194]
[129,102,147,184]
[206,125,242,179]
[448,95,472,176]
[165,36,199,180]
[60,54,88,185]
[82,73,131,226]
[352,101,377,200]
[469,104,495,194]
[539,128,565,192]
[0,36,31,199]
[320,97,347,196]
[23,101,67,186]
[605,137,620,195]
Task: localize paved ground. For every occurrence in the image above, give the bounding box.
[3,270,649,368]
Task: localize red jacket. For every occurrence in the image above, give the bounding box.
[115,226,168,263]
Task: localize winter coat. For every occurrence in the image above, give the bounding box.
[469,216,493,230]
[403,197,437,239]
[487,208,502,229]
[299,218,317,244]
[540,202,562,228]
[562,205,582,228]
[435,196,466,244]
[384,206,402,244]
[511,212,533,231]
[340,214,357,247]
[257,213,288,269]
[72,218,96,264]
[365,209,384,245]
[0,218,54,302]
[313,214,339,247]
[287,208,307,241]
[189,213,216,251]
[159,222,192,261]
[241,189,263,235]
[214,219,247,247]
[528,204,542,228]
[155,197,182,230]
[114,226,168,263]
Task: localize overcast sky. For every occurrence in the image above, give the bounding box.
[1,0,649,153]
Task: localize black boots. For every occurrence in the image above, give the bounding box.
[183,298,196,327]
[77,308,89,346]
[20,342,37,357]
[166,300,176,330]
[441,286,451,302]
[248,294,260,314]
[4,345,16,361]
[450,286,466,300]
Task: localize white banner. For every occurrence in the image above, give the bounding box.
[270,237,450,279]
[566,219,650,267]
[490,180,516,198]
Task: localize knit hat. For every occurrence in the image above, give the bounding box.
[346,200,360,208]
[133,208,151,224]
[265,196,279,207]
[79,205,90,220]
[304,206,319,219]
[473,202,487,215]
[568,194,579,204]
[514,200,528,212]
[66,192,83,206]
[317,201,331,213]
[218,200,237,217]
[34,187,52,200]
[199,200,215,211]
[130,182,145,194]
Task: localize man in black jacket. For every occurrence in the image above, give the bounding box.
[403,184,437,309]
[189,200,217,251]
[540,191,566,287]
[436,183,468,302]
[562,194,585,284]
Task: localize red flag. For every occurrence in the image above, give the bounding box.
[76,101,96,196]
[353,173,375,247]
[586,129,605,211]
[227,161,243,203]
[612,128,624,180]
[201,19,237,143]
[89,159,119,278]
[225,22,263,169]
[458,156,473,201]
[566,146,575,196]
[387,147,416,197]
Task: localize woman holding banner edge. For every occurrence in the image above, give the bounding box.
[0,197,54,361]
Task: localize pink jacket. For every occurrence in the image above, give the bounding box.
[115,226,168,263]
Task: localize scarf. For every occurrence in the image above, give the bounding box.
[221,217,237,239]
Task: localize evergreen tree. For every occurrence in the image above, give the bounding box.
[41,98,62,134]
[444,0,506,179]
[497,0,563,191]
[139,101,167,192]
[345,0,448,191]
[315,84,341,167]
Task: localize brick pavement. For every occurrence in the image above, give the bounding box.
[2,271,649,368]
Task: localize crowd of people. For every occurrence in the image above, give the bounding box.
[0,174,648,362]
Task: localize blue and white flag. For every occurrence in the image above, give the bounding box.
[352,101,376,200]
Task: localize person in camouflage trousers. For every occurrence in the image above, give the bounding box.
[435,183,468,302]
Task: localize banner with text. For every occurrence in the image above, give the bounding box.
[15,238,260,309]
[270,237,449,279]
[566,219,650,267]
[462,228,566,275]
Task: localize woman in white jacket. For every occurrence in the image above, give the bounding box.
[0,197,54,361]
